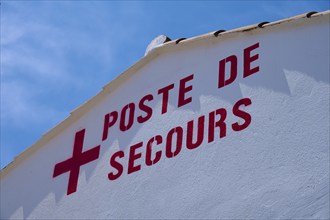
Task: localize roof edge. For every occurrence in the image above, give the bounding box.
[1,10,329,179]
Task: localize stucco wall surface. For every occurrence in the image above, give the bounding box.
[1,13,329,219]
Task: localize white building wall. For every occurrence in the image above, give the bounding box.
[1,13,329,219]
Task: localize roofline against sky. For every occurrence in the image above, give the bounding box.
[1,10,329,179]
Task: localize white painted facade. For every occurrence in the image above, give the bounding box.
[1,11,329,219]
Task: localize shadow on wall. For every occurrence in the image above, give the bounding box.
[2,19,329,219]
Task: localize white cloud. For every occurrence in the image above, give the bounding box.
[1,81,66,127]
[1,1,150,168]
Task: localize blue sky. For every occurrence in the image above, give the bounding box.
[1,1,329,169]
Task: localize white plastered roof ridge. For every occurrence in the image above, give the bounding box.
[1,10,329,178]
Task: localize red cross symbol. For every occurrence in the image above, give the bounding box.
[53,129,100,195]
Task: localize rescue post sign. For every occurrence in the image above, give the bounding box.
[53,43,259,195]
[1,12,329,219]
